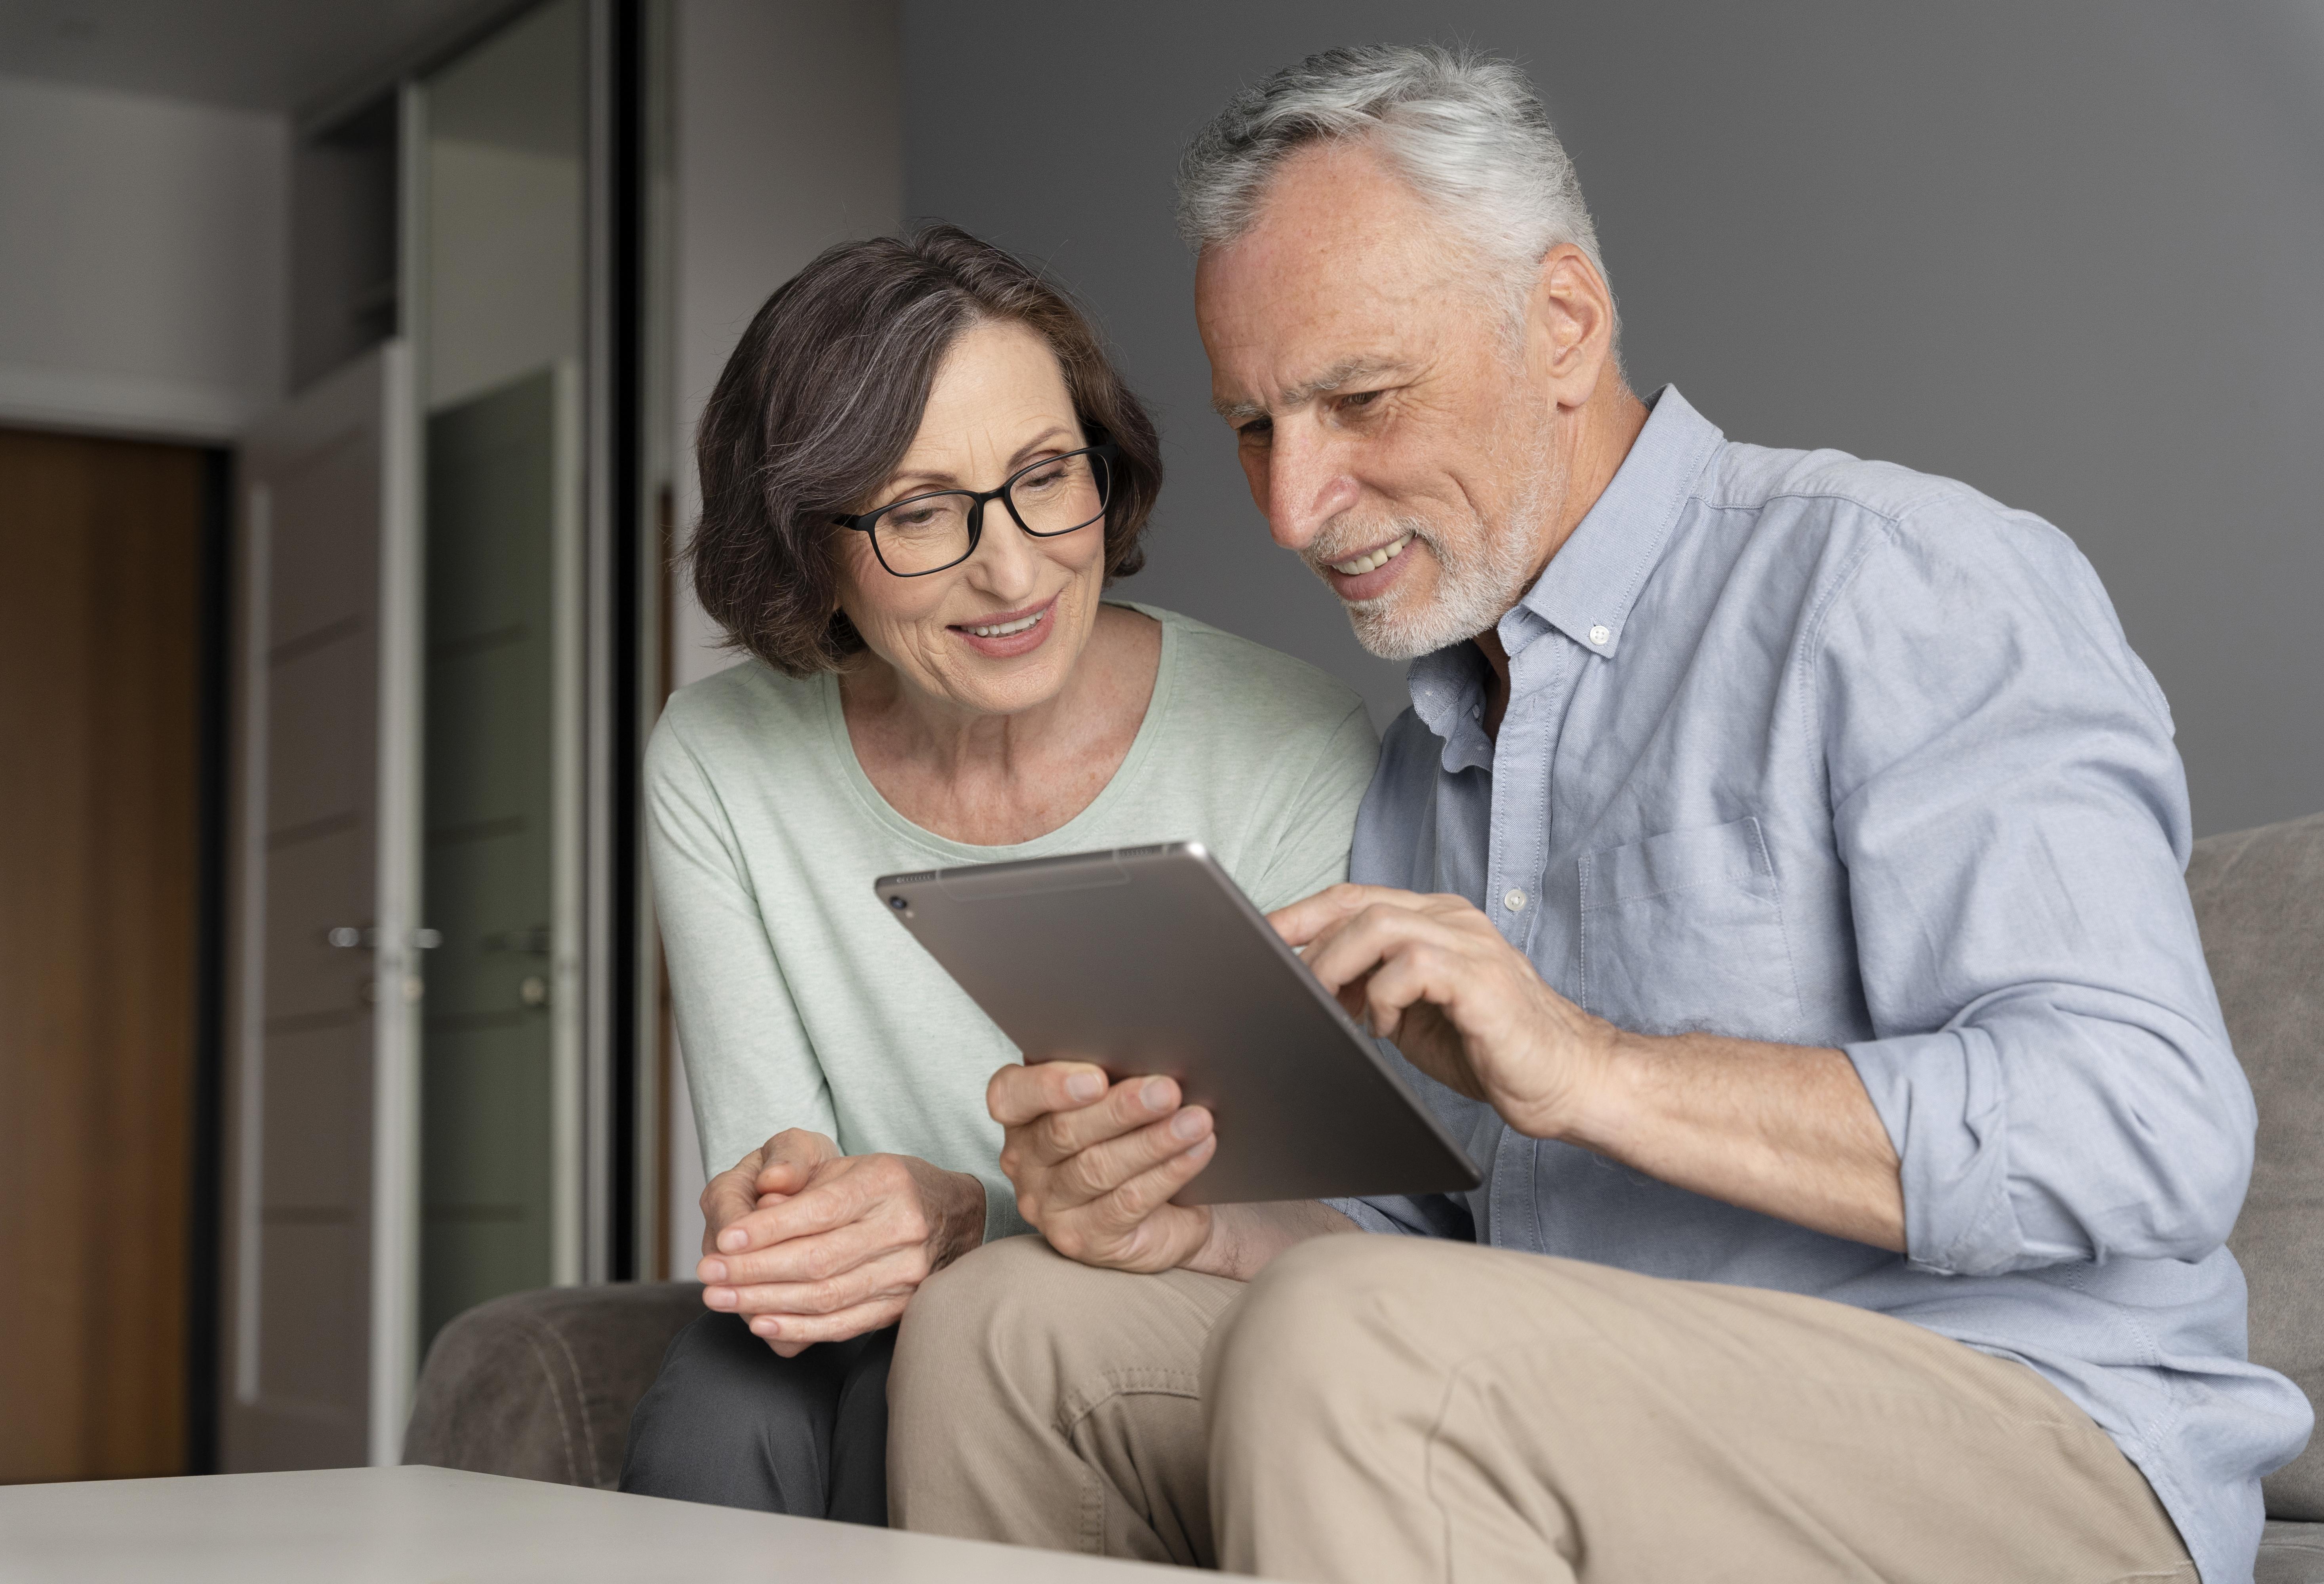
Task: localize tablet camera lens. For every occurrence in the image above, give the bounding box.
[888,894,907,911]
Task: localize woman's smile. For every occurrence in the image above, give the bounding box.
[947,595,1057,658]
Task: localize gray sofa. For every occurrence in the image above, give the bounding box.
[406,812,2324,1579]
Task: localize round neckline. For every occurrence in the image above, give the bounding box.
[819,602,1182,863]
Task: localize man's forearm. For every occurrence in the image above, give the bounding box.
[1560,1031,1905,1253]
[1183,1199,1361,1282]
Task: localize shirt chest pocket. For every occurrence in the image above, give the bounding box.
[1577,816,1802,1042]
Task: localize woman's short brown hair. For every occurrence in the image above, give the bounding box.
[690,223,1164,677]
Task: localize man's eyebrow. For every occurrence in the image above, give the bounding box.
[1212,358,1411,423]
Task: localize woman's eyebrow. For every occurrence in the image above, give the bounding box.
[882,425,1080,494]
[1004,425,1080,469]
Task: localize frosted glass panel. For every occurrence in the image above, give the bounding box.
[418,0,585,1350]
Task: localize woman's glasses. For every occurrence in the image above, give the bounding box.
[836,443,1118,577]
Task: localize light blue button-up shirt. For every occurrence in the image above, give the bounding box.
[1331,387,2310,1582]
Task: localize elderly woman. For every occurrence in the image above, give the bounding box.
[617,226,1377,1522]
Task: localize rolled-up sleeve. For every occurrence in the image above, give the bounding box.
[1823,499,2254,1277]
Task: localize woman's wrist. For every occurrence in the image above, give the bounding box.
[932,1166,987,1268]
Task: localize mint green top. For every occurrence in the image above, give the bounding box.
[646,604,1380,1242]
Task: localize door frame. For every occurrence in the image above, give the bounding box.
[222,339,423,1469]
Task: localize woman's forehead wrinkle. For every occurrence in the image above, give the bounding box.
[893,323,1077,485]
[894,414,1053,491]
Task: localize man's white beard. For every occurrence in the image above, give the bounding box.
[1325,459,1560,662]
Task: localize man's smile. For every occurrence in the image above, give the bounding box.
[1326,531,1413,577]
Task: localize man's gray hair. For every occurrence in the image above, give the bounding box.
[1177,44,1612,326]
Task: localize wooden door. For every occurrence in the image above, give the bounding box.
[0,428,206,1482]
[223,344,422,1471]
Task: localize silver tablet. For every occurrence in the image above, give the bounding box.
[874,843,1481,1207]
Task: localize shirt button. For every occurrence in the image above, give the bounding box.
[1503,888,1527,912]
[1589,624,1610,646]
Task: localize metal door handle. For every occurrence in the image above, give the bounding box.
[326,927,440,948]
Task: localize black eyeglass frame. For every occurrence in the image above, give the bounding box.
[835,442,1121,577]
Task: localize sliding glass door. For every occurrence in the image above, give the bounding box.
[415,0,588,1352]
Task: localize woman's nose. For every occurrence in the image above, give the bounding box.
[964,503,1044,599]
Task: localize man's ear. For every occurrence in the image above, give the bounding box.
[1526,244,1617,409]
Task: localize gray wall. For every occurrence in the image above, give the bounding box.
[663,0,903,1260]
[0,71,284,439]
[669,0,902,691]
[900,1,2324,838]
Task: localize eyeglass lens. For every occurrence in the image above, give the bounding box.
[871,451,1109,575]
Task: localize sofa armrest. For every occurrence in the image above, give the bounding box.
[2190,810,2324,1521]
[404,1281,704,1489]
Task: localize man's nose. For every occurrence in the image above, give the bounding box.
[1263,426,1361,552]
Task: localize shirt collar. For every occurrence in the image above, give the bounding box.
[1407,642,1493,772]
[1513,384,1723,661]
[1403,385,1723,759]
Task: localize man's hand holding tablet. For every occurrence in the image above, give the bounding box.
[987,1059,1362,1281]
[987,1064,1220,1273]
[980,881,1462,1283]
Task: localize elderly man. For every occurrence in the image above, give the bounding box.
[884,44,2310,1584]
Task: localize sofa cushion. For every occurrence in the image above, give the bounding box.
[404,1281,703,1489]
[2260,1520,2324,1584]
[2189,811,2324,1521]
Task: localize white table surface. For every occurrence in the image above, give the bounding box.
[0,1464,1187,1582]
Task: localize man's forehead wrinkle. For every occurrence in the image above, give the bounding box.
[1198,173,1450,428]
[1210,354,1415,423]
[1289,355,1408,401]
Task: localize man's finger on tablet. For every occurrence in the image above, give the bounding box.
[1295,895,1446,982]
[1299,898,1439,993]
[986,1059,1109,1128]
[1053,1106,1213,1207]
[1267,882,1392,947]
[1353,937,1461,1038]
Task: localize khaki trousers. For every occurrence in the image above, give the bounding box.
[888,1234,2194,1584]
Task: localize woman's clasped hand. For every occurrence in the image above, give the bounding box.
[695,1130,987,1357]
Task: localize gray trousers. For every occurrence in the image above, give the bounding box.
[619,1310,894,1524]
